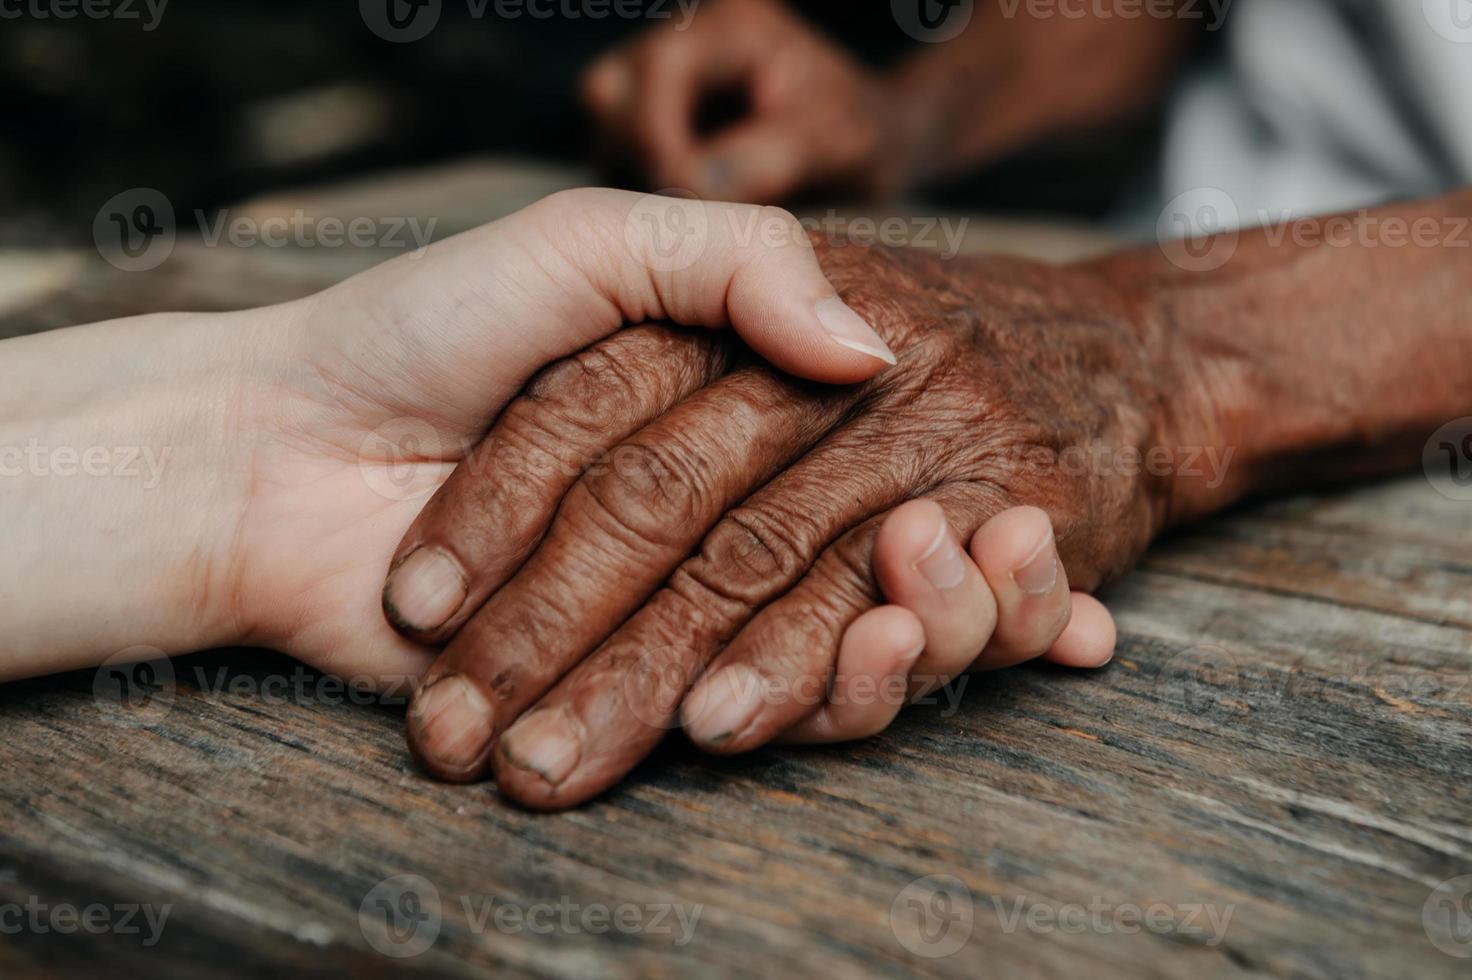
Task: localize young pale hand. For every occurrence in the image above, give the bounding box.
[224,189,903,685]
[0,188,898,687]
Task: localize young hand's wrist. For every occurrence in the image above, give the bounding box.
[0,305,285,680]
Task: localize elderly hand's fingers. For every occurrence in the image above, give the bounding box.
[772,606,924,745]
[487,421,946,807]
[406,369,858,781]
[384,189,902,641]
[628,39,702,187]
[678,482,1014,754]
[382,327,730,642]
[582,49,650,179]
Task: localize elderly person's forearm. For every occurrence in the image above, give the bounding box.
[1089,186,1472,523]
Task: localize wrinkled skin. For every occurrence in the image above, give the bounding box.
[397,238,1201,808]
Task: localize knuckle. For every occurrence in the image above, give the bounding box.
[792,535,882,630]
[493,396,599,487]
[825,524,882,598]
[577,433,713,549]
[679,505,808,608]
[523,327,723,429]
[741,613,837,703]
[525,343,637,419]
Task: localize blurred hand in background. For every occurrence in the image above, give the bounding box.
[580,0,1197,206]
[581,0,916,203]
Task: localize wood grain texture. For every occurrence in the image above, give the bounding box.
[1,179,1468,979]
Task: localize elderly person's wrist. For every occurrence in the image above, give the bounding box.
[1107,188,1472,527]
[1061,256,1269,532]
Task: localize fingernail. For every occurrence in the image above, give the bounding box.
[384,547,468,632]
[915,513,967,591]
[500,708,582,788]
[1012,531,1059,595]
[684,665,765,746]
[815,296,896,366]
[410,675,495,776]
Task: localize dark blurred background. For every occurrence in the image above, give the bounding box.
[0,0,1172,246]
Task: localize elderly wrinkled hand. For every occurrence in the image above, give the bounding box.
[391,234,1212,808]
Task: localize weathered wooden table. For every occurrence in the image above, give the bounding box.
[2,164,1469,979]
